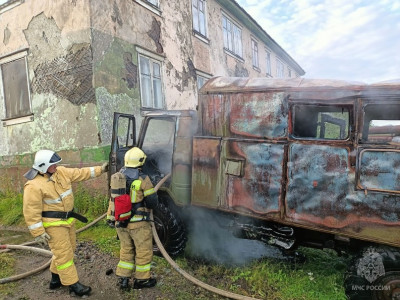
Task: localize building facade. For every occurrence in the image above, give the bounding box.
[0,0,304,191]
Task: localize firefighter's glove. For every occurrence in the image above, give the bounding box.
[101,162,109,173]
[35,232,50,247]
[106,219,115,228]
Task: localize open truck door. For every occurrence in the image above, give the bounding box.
[109,112,136,178]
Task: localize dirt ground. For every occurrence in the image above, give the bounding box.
[0,225,192,300]
[1,240,172,300]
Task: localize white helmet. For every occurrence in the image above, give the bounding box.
[24,150,62,180]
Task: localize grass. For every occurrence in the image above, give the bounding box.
[0,184,350,299]
[0,253,17,295]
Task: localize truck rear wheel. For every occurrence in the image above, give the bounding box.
[344,246,400,300]
[152,201,187,257]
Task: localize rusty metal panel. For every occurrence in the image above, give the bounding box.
[229,93,288,138]
[199,91,288,139]
[286,143,400,246]
[191,137,221,207]
[222,140,284,217]
[286,143,350,226]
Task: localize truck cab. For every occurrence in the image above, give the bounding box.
[110,77,400,299]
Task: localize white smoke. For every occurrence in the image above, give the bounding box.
[184,207,284,266]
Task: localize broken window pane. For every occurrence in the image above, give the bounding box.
[362,104,400,143]
[292,104,349,140]
[1,56,31,119]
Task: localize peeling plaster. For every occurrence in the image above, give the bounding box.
[31,43,96,105]
[111,1,123,31]
[23,12,66,70]
[147,17,163,54]
[3,26,11,45]
[19,94,99,154]
[122,52,137,89]
[96,87,140,145]
[234,62,250,77]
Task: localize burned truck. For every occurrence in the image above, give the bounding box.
[109,76,400,299]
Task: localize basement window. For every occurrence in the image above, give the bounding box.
[0,50,33,126]
[292,104,349,140]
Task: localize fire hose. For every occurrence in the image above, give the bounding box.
[0,174,261,300]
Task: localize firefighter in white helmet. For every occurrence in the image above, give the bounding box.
[22,149,108,297]
[112,147,158,290]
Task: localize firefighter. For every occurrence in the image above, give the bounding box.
[114,147,158,290]
[22,149,108,297]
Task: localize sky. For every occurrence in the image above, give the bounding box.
[236,0,400,83]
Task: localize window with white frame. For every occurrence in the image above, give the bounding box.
[276,59,284,78]
[195,70,212,90]
[0,0,23,14]
[251,39,259,68]
[0,50,32,125]
[143,0,158,7]
[192,0,207,37]
[222,14,242,58]
[138,53,164,109]
[265,50,271,76]
[135,0,160,15]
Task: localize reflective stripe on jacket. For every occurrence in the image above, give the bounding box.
[128,175,155,224]
[23,165,103,237]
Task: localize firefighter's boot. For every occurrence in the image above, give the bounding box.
[69,281,92,296]
[133,278,157,289]
[49,272,61,289]
[118,277,130,290]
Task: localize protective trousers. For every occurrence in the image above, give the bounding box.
[116,222,153,280]
[46,224,78,286]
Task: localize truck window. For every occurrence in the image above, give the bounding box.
[359,149,400,193]
[117,117,135,149]
[292,104,349,140]
[362,104,400,143]
[141,117,175,175]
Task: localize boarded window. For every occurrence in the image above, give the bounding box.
[1,55,31,120]
[292,105,349,140]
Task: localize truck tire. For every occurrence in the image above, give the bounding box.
[344,246,400,300]
[152,201,187,257]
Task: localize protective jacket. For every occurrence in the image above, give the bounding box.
[23,165,103,237]
[23,165,103,286]
[115,168,158,280]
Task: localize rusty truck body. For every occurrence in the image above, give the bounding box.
[110,76,400,299]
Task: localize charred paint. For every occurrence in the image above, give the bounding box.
[200,91,288,138]
[222,141,284,216]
